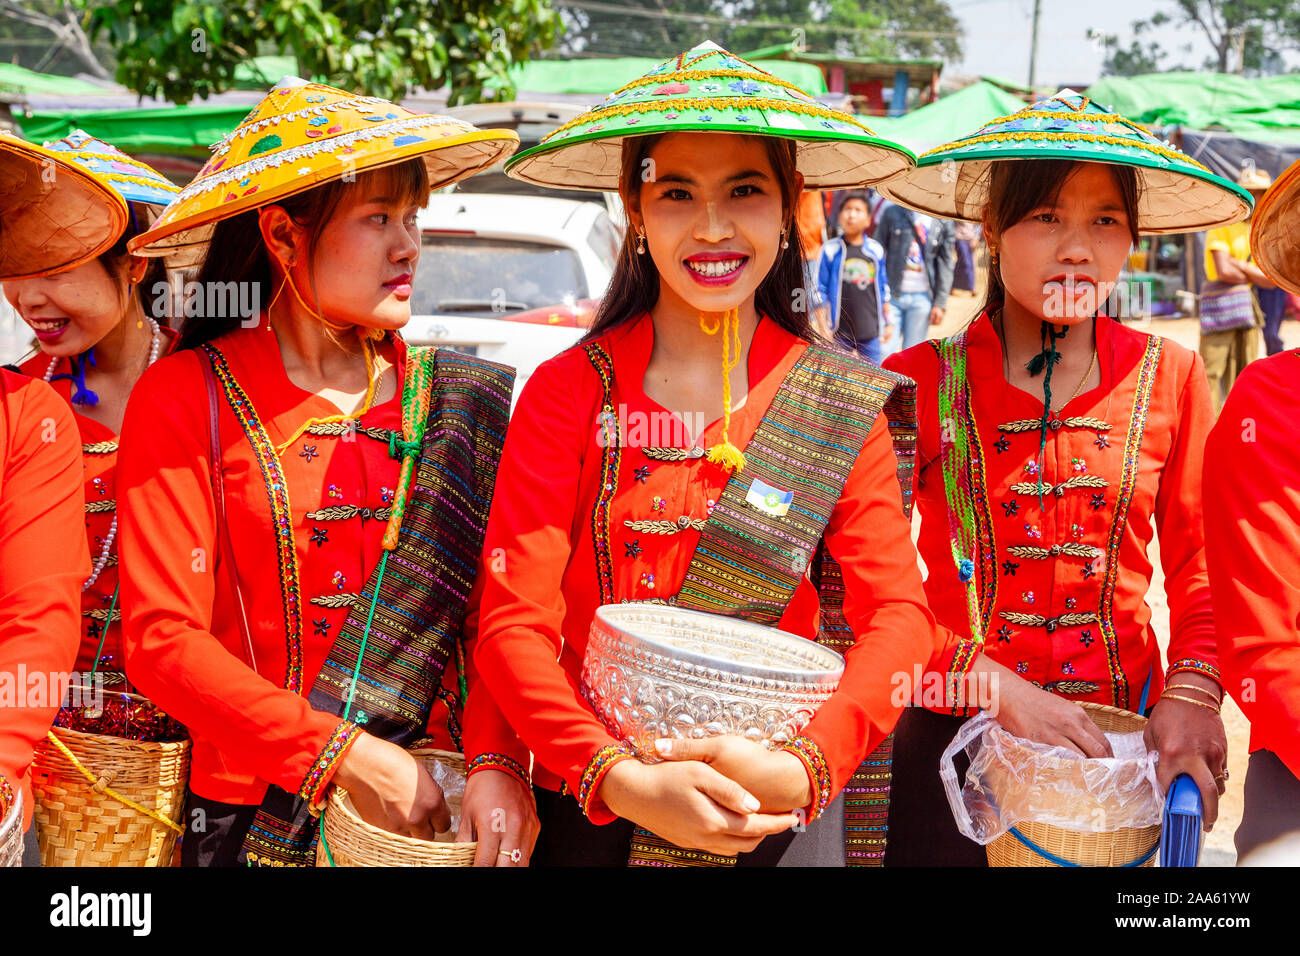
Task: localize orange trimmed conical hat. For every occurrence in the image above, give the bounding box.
[131,78,519,268]
[0,131,128,280]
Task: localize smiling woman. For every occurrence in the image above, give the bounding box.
[113,79,540,868]
[880,91,1251,866]
[472,41,987,868]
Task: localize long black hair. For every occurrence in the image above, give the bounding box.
[177,158,430,351]
[581,133,816,345]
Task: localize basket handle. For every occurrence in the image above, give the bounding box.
[937,710,997,843]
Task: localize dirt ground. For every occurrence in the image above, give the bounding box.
[921,291,1300,867]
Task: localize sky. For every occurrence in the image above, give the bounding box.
[952,0,1223,87]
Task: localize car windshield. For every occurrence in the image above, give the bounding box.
[413,235,588,316]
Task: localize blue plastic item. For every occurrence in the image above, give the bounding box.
[1160,774,1204,867]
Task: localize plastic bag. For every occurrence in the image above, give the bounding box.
[939,711,1163,845]
[425,755,467,838]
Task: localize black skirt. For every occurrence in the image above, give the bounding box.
[884,707,988,867]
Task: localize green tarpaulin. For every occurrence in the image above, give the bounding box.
[1086,72,1300,143]
[492,56,828,96]
[866,80,1026,153]
[20,104,251,155]
[0,63,107,98]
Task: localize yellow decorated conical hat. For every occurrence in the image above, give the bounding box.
[131,78,519,268]
[0,131,128,280]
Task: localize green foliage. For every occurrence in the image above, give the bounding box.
[77,0,560,103]
[1100,0,1300,76]
[553,0,961,63]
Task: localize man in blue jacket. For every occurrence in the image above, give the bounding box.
[814,191,894,363]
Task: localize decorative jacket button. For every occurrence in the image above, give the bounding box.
[678,515,691,528]
[1049,419,1062,431]
[688,447,705,459]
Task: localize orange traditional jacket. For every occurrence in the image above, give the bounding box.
[0,370,87,828]
[885,311,1219,712]
[1204,350,1300,778]
[19,330,178,674]
[116,318,526,806]
[475,313,957,823]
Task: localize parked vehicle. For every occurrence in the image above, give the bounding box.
[403,192,617,402]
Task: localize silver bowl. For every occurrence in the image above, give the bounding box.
[580,604,845,759]
[0,788,22,868]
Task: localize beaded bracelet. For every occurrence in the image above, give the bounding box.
[577,743,637,820]
[300,720,363,812]
[466,752,532,791]
[780,735,831,823]
[1160,692,1220,714]
[1166,659,1222,684]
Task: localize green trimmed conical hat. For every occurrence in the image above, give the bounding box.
[876,89,1252,235]
[505,41,914,191]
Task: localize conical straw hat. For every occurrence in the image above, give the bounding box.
[131,78,519,268]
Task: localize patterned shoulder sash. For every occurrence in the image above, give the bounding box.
[623,344,917,868]
[232,345,515,866]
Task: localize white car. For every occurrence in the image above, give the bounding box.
[403,192,618,403]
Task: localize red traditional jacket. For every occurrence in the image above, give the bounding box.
[1204,349,1300,778]
[475,313,958,823]
[885,311,1220,712]
[116,317,527,806]
[19,329,178,674]
[0,371,86,828]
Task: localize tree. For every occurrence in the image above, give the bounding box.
[1110,0,1300,76]
[0,0,110,77]
[80,0,560,104]
[554,0,961,63]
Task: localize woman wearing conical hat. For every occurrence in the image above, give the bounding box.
[879,91,1249,865]
[118,79,537,866]
[476,42,1056,867]
[0,132,116,863]
[5,132,181,699]
[1204,163,1300,864]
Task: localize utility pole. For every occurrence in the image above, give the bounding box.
[1028,0,1042,89]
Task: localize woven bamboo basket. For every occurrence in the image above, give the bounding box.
[0,783,22,868]
[316,748,476,867]
[31,725,189,867]
[986,703,1160,867]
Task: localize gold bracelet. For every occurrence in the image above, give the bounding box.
[1160,692,1221,714]
[1164,682,1223,704]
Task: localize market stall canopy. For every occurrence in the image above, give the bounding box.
[867,80,1026,154]
[1086,72,1300,140]
[487,55,828,98]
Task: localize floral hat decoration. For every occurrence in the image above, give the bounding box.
[0,131,128,281]
[131,77,519,268]
[1250,158,1300,296]
[505,40,915,192]
[44,129,181,208]
[876,89,1253,234]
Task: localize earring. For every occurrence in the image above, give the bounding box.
[990,246,999,266]
[780,227,790,250]
[635,228,646,254]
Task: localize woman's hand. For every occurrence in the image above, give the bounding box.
[456,769,540,867]
[981,657,1112,757]
[652,736,812,813]
[1144,675,1228,830]
[332,733,451,839]
[598,756,800,857]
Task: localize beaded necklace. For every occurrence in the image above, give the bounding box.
[45,318,163,592]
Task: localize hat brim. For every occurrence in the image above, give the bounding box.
[1251,161,1300,295]
[506,126,915,192]
[0,136,129,280]
[131,129,518,270]
[877,151,1253,235]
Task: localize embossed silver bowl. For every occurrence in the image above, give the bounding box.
[580,605,845,758]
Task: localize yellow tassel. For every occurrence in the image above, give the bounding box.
[699,306,746,472]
